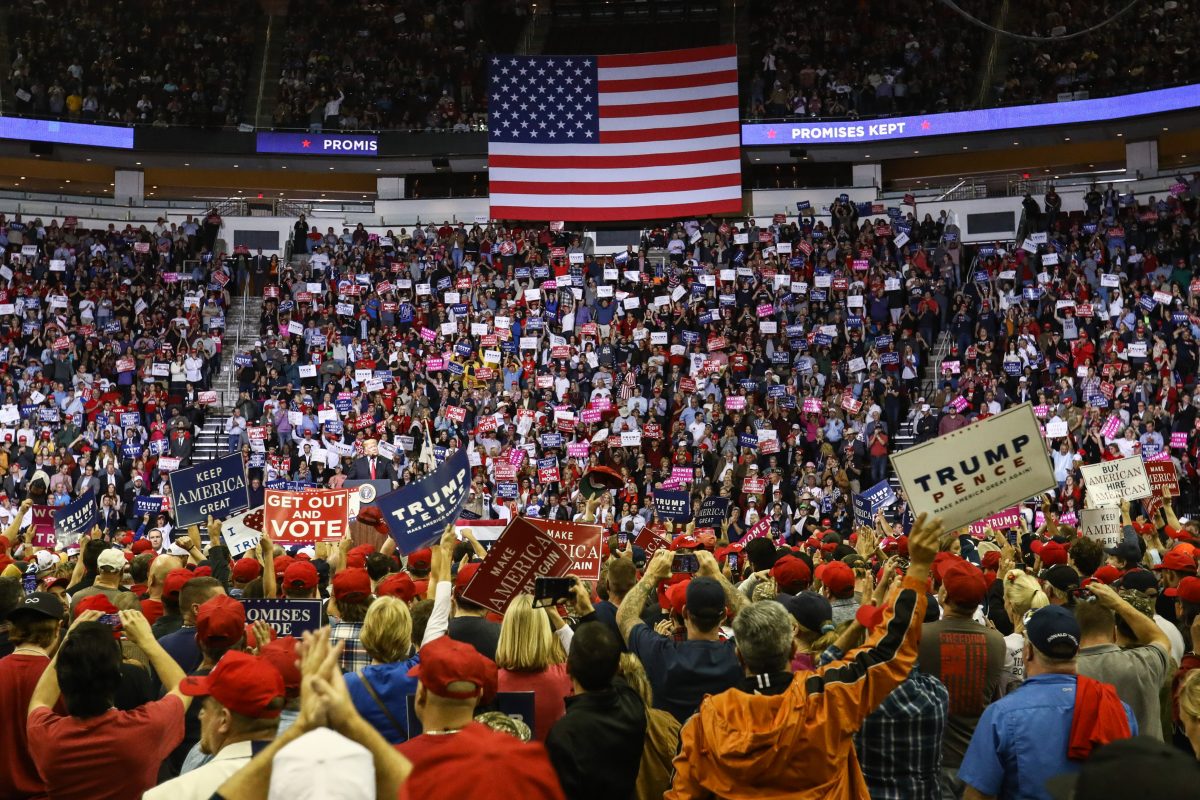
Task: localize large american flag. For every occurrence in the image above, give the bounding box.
[487,45,742,222]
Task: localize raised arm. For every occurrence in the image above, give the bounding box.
[695,550,747,617]
[616,548,672,644]
[121,610,193,709]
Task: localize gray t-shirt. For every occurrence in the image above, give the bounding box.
[917,616,1006,766]
[1076,642,1170,741]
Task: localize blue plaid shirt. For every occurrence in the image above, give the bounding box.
[330,620,370,673]
[854,667,950,800]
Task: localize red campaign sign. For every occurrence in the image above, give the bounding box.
[707,336,727,352]
[197,391,218,405]
[494,461,518,482]
[476,416,497,432]
[772,213,786,223]
[524,518,604,582]
[634,526,669,560]
[758,231,772,243]
[1144,460,1179,496]
[743,477,766,494]
[581,323,598,337]
[212,271,230,287]
[476,367,496,380]
[737,515,774,546]
[1100,382,1114,399]
[832,276,849,291]
[1076,303,1094,317]
[264,489,350,543]
[643,422,662,440]
[480,334,498,348]
[264,285,280,298]
[551,346,570,359]
[445,406,467,423]
[842,395,863,414]
[456,276,472,289]
[538,465,560,484]
[53,337,70,350]
[680,377,696,393]
[556,417,576,433]
[798,240,812,255]
[296,291,313,303]
[248,426,268,442]
[759,438,780,455]
[116,357,135,373]
[459,517,574,614]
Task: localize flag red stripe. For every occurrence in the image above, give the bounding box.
[600,121,740,144]
[597,45,736,68]
[488,147,741,170]
[490,198,744,222]
[489,173,741,196]
[597,70,738,93]
[598,95,738,118]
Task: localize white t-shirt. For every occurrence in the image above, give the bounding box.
[1000,631,1025,696]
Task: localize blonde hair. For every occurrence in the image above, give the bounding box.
[360,596,413,664]
[617,653,653,707]
[1180,668,1200,723]
[495,594,564,672]
[1003,569,1049,622]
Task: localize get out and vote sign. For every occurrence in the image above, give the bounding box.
[890,403,1055,534]
[264,488,350,543]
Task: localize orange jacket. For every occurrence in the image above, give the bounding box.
[667,576,929,800]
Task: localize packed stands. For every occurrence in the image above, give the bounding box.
[4,0,257,127]
[272,0,530,131]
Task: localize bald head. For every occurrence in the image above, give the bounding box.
[148,555,184,596]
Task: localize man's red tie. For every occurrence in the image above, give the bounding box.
[370,458,376,480]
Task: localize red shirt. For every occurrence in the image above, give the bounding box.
[140,597,165,625]
[0,654,51,799]
[28,695,185,800]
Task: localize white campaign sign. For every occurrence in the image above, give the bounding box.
[890,403,1056,534]
[1079,507,1122,548]
[1080,455,1152,506]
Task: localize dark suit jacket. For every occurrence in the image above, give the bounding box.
[350,456,396,481]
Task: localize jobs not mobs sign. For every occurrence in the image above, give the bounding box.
[890,403,1056,534]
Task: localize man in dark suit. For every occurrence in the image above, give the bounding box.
[350,439,396,481]
[170,429,193,462]
[97,495,122,536]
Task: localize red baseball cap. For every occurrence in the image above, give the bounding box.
[193,566,213,578]
[1166,576,1200,603]
[1090,565,1124,585]
[1039,541,1069,566]
[941,560,988,607]
[232,557,262,583]
[131,539,155,555]
[820,561,855,596]
[196,594,246,647]
[980,551,1001,571]
[665,578,691,617]
[397,725,563,800]
[1153,548,1197,574]
[180,651,285,718]
[407,548,433,572]
[258,637,301,699]
[376,572,417,603]
[283,561,319,592]
[345,545,374,570]
[407,636,497,700]
[770,555,812,594]
[332,568,372,603]
[455,562,481,596]
[163,568,194,602]
[74,594,119,619]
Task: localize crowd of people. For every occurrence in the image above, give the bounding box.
[746,0,1200,121]
[2,173,1200,795]
[4,0,255,127]
[272,0,528,132]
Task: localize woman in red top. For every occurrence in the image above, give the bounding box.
[494,594,576,742]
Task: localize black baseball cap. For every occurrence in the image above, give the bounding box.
[1040,564,1081,594]
[1046,735,1200,799]
[1025,605,1080,659]
[5,592,64,622]
[685,578,726,624]
[1104,541,1141,564]
[1118,568,1158,594]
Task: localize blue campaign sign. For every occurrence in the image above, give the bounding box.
[169,453,250,527]
[376,447,469,552]
[695,497,729,529]
[653,489,692,522]
[54,490,98,543]
[135,496,164,516]
[853,479,897,526]
[240,599,323,637]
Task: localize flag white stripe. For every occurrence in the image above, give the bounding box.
[596,56,737,81]
[488,134,739,158]
[600,82,738,106]
[490,185,741,209]
[598,108,740,131]
[490,161,742,183]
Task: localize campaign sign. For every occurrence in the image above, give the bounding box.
[653,490,691,522]
[459,517,573,614]
[1079,507,1122,548]
[1080,456,1152,507]
[30,505,56,548]
[523,518,604,581]
[736,515,773,546]
[634,526,669,560]
[169,453,249,527]
[135,496,165,516]
[256,132,378,156]
[53,490,98,545]
[375,447,469,552]
[852,479,897,526]
[1144,459,1179,496]
[240,599,323,637]
[264,489,350,543]
[967,506,1022,537]
[695,497,730,529]
[890,403,1056,534]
